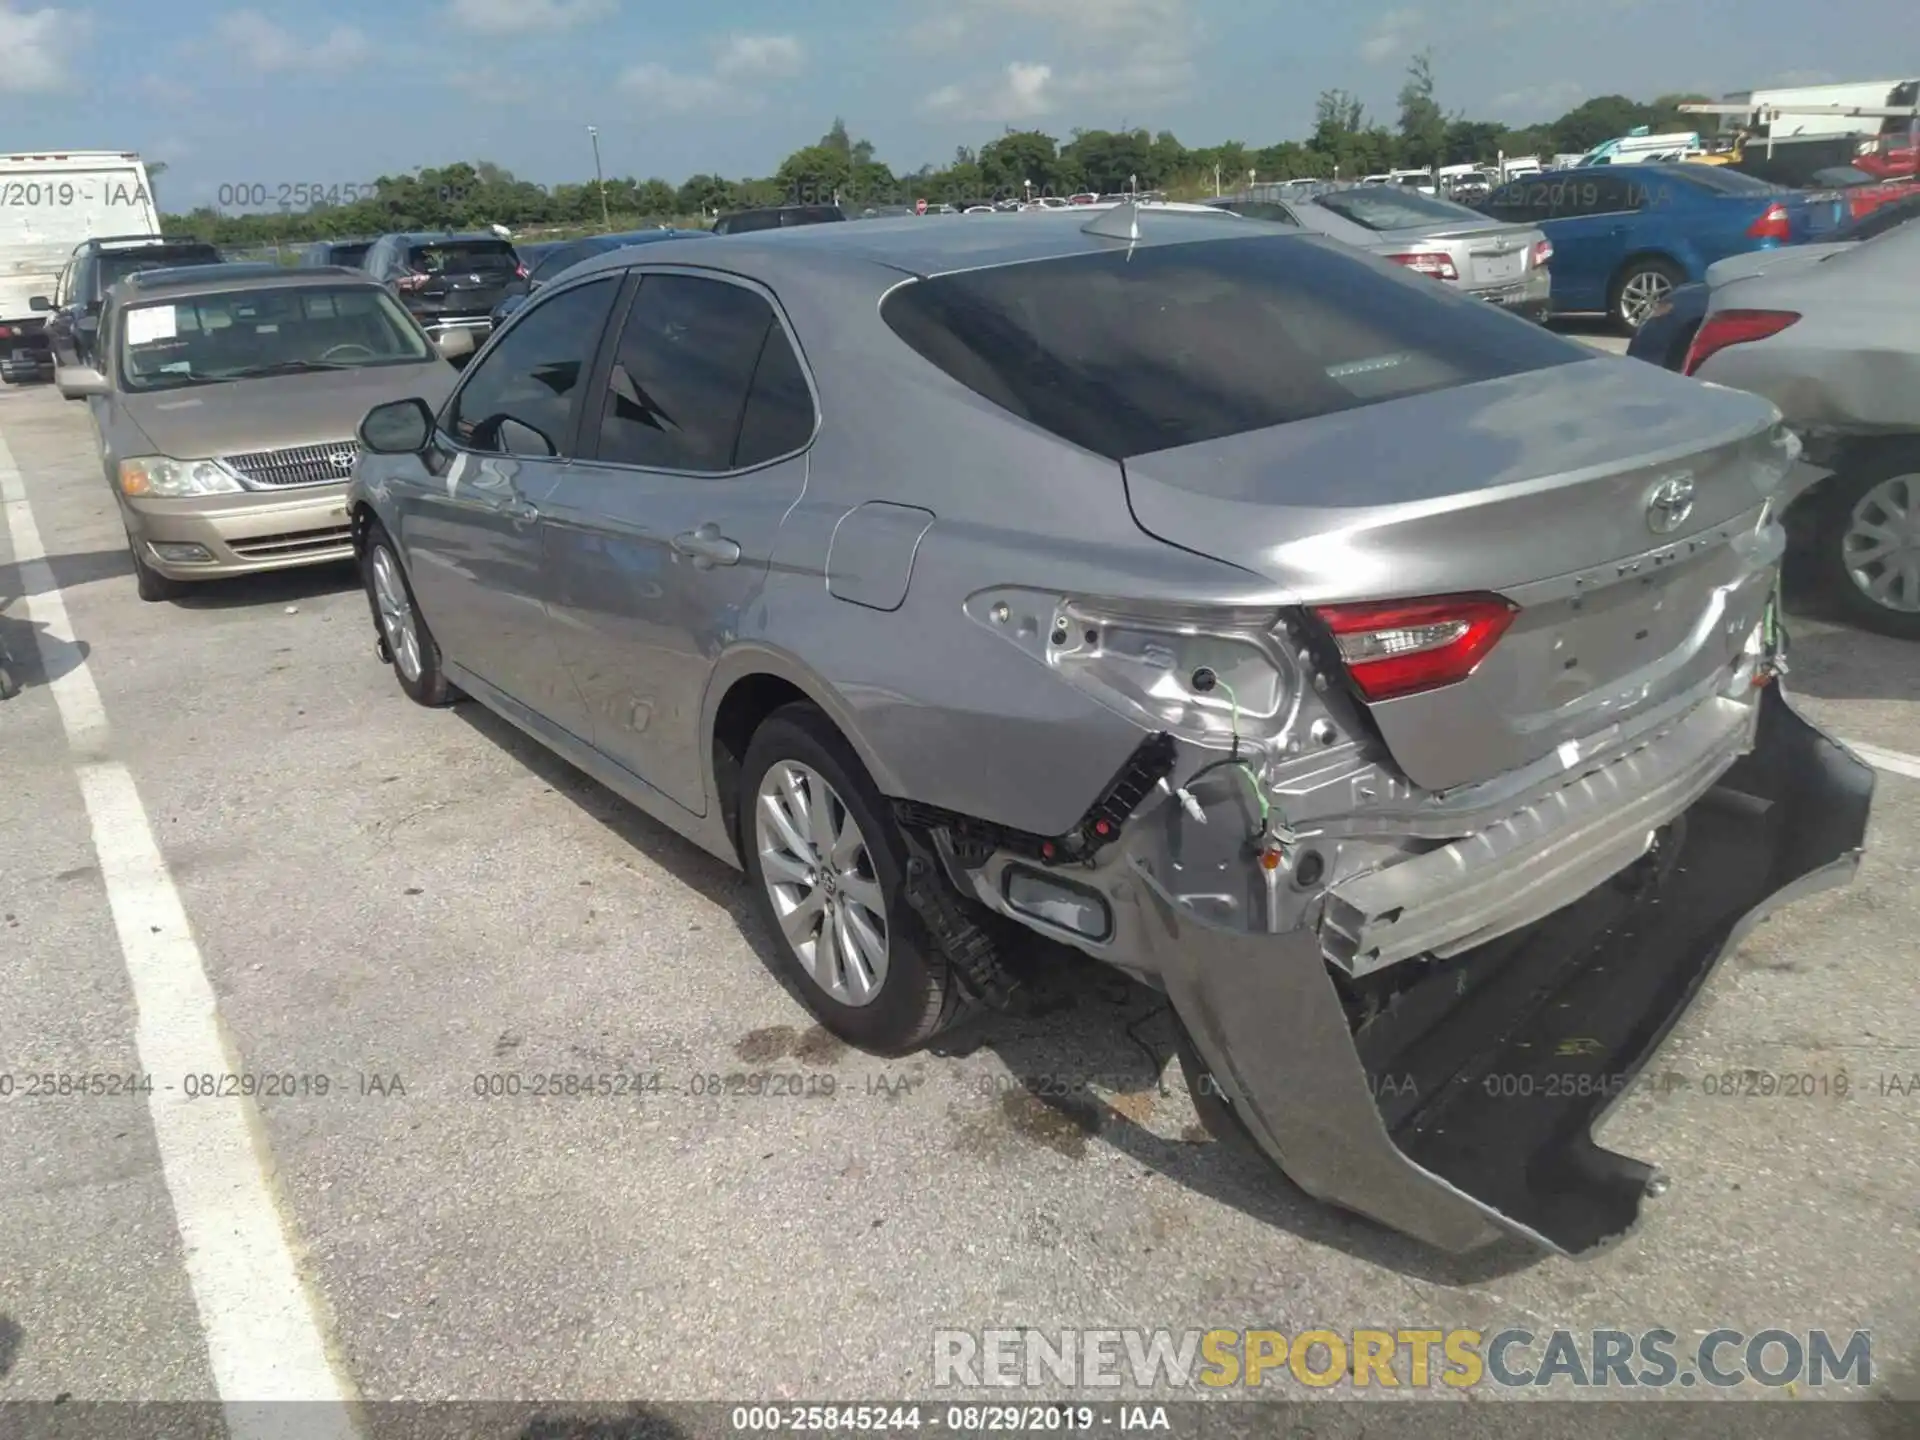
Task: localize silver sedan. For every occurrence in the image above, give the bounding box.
[1210,184,1552,320]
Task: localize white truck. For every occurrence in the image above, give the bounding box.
[1,150,159,383]
[1715,79,1917,140]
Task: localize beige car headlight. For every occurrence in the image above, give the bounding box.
[118,456,244,498]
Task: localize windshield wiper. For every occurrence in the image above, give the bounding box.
[217,359,357,378]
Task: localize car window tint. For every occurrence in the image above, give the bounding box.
[594,274,775,472]
[733,325,815,467]
[445,277,619,457]
[881,234,1587,462]
[1587,176,1636,213]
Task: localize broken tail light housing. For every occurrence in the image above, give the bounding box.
[1314,593,1517,702]
[1746,202,1792,241]
[1683,309,1800,375]
[1387,252,1459,280]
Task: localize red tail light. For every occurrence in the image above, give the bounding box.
[1530,239,1553,267]
[1682,309,1800,375]
[1312,594,1517,702]
[1746,202,1792,240]
[1386,252,1459,280]
[515,262,529,279]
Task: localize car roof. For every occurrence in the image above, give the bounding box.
[386,231,516,245]
[109,263,382,302]
[562,205,1261,283]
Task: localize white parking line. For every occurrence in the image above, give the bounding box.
[1845,739,1920,781]
[1,430,357,1431]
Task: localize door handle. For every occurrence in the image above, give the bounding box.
[672,523,741,569]
[503,498,540,526]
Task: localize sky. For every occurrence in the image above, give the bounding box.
[1,0,1912,209]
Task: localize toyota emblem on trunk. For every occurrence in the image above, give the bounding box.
[1646,473,1695,534]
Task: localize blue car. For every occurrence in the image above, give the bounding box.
[1478,164,1828,332]
[488,228,699,327]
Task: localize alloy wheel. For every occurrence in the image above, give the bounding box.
[1842,471,1920,615]
[370,546,424,682]
[754,760,890,1006]
[1619,270,1673,328]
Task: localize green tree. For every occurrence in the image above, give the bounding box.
[776,144,853,204]
[979,129,1062,196]
[1397,49,1447,168]
[1549,95,1651,153]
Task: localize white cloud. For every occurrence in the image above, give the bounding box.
[446,67,533,102]
[1489,78,1588,121]
[620,62,732,113]
[445,0,614,35]
[622,32,805,114]
[713,33,803,80]
[1358,7,1420,63]
[0,4,86,92]
[908,0,1195,112]
[215,11,371,71]
[923,61,1055,122]
[1761,68,1837,88]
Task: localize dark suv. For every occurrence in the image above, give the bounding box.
[710,204,847,235]
[361,232,525,348]
[30,234,224,369]
[299,238,375,268]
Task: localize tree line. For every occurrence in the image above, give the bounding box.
[163,57,1713,244]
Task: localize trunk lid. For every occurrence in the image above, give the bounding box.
[1122,359,1795,793]
[1374,221,1540,288]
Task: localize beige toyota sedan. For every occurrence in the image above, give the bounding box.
[56,262,467,601]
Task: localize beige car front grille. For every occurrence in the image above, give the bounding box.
[222,440,359,489]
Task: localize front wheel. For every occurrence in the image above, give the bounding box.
[1612,258,1683,334]
[128,535,184,602]
[1810,445,1920,641]
[361,523,456,705]
[739,705,969,1055]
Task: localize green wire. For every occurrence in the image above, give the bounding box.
[1208,678,1273,824]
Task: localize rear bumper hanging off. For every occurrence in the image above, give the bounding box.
[1136,681,1872,1256]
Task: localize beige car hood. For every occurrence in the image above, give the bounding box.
[119,360,457,460]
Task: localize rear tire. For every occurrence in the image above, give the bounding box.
[361,521,456,705]
[1808,441,1920,641]
[1612,257,1684,334]
[738,704,968,1055]
[128,535,184,603]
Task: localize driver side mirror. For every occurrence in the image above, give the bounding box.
[55,366,109,400]
[359,397,436,454]
[433,328,475,362]
[29,295,51,312]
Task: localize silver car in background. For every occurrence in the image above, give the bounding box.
[347,206,1870,1260]
[1211,183,1553,321]
[1687,214,1920,639]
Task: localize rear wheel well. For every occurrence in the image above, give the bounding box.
[712,674,811,860]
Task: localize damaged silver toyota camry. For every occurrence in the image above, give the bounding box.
[346,205,1875,1260]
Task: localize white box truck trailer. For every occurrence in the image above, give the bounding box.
[0,151,158,383]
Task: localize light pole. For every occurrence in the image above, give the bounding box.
[1214,163,1220,196]
[587,125,611,232]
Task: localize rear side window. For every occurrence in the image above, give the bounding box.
[881,235,1587,461]
[734,327,815,467]
[594,274,781,472]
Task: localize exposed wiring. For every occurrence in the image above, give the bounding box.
[1178,675,1287,844]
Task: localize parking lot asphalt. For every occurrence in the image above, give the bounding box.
[3,339,1918,1416]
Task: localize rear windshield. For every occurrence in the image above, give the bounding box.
[881,235,1588,461]
[1310,187,1485,230]
[330,243,370,266]
[718,210,783,234]
[99,248,221,287]
[1668,166,1783,195]
[407,240,518,272]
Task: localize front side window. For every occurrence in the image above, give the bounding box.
[444,276,620,455]
[593,274,785,472]
[881,235,1587,462]
[117,285,435,392]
